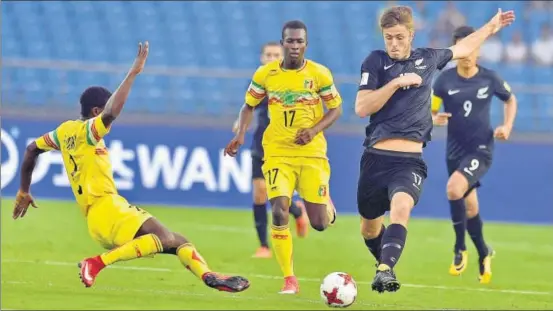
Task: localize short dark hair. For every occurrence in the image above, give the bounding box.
[452,26,476,44]
[281,20,307,39]
[80,86,112,117]
[380,6,414,31]
[261,41,280,54]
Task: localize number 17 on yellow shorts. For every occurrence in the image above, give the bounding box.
[262,157,330,204]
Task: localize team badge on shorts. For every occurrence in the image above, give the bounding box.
[318,185,327,197]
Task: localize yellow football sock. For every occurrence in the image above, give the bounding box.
[271,225,294,277]
[100,234,163,266]
[177,243,212,278]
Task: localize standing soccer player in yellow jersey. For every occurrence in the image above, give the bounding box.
[12,42,250,293]
[224,20,343,294]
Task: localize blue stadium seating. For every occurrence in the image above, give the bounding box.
[1,1,552,132]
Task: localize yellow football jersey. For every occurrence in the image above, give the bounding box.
[245,59,342,159]
[34,114,116,216]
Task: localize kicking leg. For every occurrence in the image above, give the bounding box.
[252,177,271,258]
[371,192,413,293]
[465,189,495,283]
[447,171,470,276]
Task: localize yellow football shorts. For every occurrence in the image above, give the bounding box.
[262,156,330,204]
[86,194,153,249]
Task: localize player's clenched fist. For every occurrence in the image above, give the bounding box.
[494,125,512,140]
[433,112,452,126]
[395,73,422,89]
[13,190,38,220]
[129,41,150,76]
[224,135,245,157]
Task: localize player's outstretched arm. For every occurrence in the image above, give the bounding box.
[449,9,515,60]
[101,41,149,128]
[13,141,45,219]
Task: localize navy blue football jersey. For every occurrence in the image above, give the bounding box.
[432,66,513,160]
[358,48,453,148]
[251,97,269,158]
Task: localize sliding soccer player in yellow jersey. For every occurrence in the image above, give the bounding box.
[12,42,249,293]
[225,20,343,294]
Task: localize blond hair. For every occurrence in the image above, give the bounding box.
[380,6,414,31]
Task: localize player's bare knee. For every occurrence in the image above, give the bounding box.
[447,174,468,200]
[446,182,465,200]
[360,222,382,240]
[270,197,290,226]
[389,193,414,225]
[310,219,328,232]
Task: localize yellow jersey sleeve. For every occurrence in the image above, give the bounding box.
[245,66,267,107]
[431,90,443,113]
[35,129,61,152]
[85,114,111,146]
[317,66,342,109]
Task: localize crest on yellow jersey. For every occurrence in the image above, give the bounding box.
[318,185,327,197]
[304,79,314,90]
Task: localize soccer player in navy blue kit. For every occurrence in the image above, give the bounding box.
[432,26,518,284]
[354,6,515,293]
[233,42,310,259]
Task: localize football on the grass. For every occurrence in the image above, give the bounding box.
[320,272,357,308]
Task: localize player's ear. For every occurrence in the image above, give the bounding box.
[91,107,101,117]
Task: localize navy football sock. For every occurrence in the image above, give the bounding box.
[380,224,407,269]
[289,201,303,219]
[364,224,386,262]
[449,199,467,252]
[253,203,268,247]
[467,214,488,259]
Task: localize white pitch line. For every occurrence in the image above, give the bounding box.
[1,280,447,310]
[3,259,552,297]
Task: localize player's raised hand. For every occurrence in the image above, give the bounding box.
[129,41,149,76]
[395,73,422,89]
[224,135,244,157]
[295,128,316,145]
[433,112,452,126]
[12,190,38,220]
[494,125,512,140]
[487,8,515,35]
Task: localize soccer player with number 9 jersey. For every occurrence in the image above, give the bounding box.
[432,26,518,284]
[225,20,343,294]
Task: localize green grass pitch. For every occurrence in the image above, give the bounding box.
[2,199,552,310]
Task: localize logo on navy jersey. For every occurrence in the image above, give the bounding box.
[415,58,427,70]
[477,86,489,99]
[360,72,369,86]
